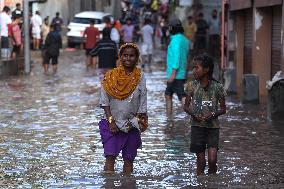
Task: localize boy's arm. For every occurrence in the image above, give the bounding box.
[81,29,87,46]
[183,95,192,115]
[204,90,227,120]
[212,97,226,118]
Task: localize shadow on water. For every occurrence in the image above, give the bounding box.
[0,51,283,188]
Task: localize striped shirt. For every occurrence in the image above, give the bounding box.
[89,38,118,69]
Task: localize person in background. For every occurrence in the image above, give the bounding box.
[43,24,62,75]
[103,16,120,48]
[140,18,155,72]
[121,18,134,43]
[31,11,42,50]
[184,54,226,176]
[12,3,23,20]
[184,15,197,52]
[114,20,122,31]
[82,19,100,69]
[51,12,64,33]
[41,17,50,49]
[10,15,22,58]
[165,19,190,117]
[208,9,220,60]
[0,6,12,59]
[89,27,118,80]
[160,16,169,50]
[99,43,148,174]
[194,13,208,55]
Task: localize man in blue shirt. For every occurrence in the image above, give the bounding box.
[165,19,190,116]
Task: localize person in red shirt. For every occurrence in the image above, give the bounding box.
[82,19,100,69]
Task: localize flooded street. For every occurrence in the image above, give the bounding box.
[0,50,283,188]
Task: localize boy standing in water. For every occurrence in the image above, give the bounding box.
[184,54,226,176]
[82,19,100,69]
[43,24,62,75]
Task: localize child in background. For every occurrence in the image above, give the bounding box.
[41,17,50,49]
[10,15,22,58]
[43,24,62,75]
[89,27,118,80]
[82,19,100,69]
[184,54,226,176]
[140,18,154,72]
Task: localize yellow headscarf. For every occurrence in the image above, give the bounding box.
[102,43,141,100]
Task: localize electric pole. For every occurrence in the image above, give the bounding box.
[23,0,31,74]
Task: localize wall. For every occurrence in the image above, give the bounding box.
[234,12,245,95]
[230,1,284,98]
[0,0,22,10]
[33,0,69,24]
[252,7,272,97]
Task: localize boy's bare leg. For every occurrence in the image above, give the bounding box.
[208,147,218,174]
[165,95,173,117]
[92,56,97,69]
[44,64,49,74]
[142,55,147,71]
[52,65,58,74]
[148,54,152,73]
[196,152,206,176]
[86,55,91,68]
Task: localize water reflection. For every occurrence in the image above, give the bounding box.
[0,52,283,188]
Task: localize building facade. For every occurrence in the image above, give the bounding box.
[0,0,22,10]
[227,0,284,97]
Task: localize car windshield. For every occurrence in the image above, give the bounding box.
[72,17,102,24]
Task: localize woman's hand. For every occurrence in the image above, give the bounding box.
[137,114,148,132]
[109,121,119,134]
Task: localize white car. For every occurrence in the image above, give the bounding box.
[67,11,113,47]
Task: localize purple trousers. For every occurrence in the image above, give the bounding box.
[99,119,142,161]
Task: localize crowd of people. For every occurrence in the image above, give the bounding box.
[0,3,64,74]
[83,0,221,74]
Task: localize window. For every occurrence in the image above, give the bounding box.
[72,17,102,24]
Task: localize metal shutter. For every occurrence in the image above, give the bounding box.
[271,6,282,78]
[244,10,253,74]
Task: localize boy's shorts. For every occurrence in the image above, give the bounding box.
[85,49,92,56]
[44,54,58,65]
[12,45,21,54]
[32,31,41,39]
[165,79,186,101]
[190,126,219,153]
[99,119,141,162]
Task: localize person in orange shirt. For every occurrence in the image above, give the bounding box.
[114,20,122,31]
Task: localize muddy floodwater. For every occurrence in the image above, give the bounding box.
[0,51,283,188]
